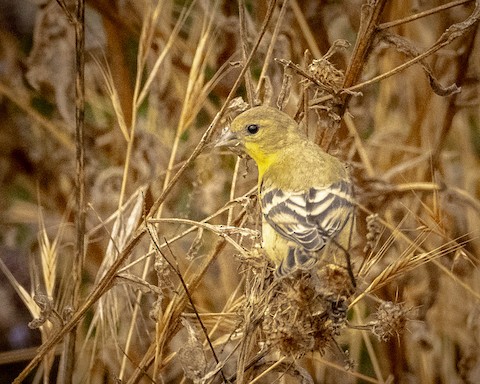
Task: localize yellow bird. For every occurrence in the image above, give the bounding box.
[216,106,354,276]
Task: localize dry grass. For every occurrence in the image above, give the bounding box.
[0,0,480,383]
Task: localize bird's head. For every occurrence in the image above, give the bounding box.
[215,106,300,166]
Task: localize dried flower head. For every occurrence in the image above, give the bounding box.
[364,213,383,254]
[372,301,409,342]
[262,266,352,357]
[307,58,345,93]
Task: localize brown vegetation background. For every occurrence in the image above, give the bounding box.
[0,0,479,383]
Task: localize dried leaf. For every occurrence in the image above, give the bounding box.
[114,273,163,295]
[379,32,460,97]
[276,70,292,111]
[186,227,204,260]
[178,318,207,383]
[26,0,75,124]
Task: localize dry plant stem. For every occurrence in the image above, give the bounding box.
[208,281,245,349]
[276,58,333,92]
[54,0,73,21]
[377,0,475,30]
[235,312,256,383]
[256,0,289,96]
[344,113,375,178]
[150,0,278,216]
[87,158,187,236]
[148,218,254,258]
[0,345,62,366]
[135,4,193,107]
[432,259,480,301]
[381,153,433,181]
[238,0,255,104]
[14,2,277,381]
[311,1,480,108]
[227,158,241,225]
[131,213,244,384]
[312,353,381,384]
[61,0,85,382]
[428,21,478,173]
[235,277,281,383]
[164,2,218,208]
[125,236,231,384]
[351,227,472,307]
[115,193,151,379]
[337,0,388,116]
[205,341,243,384]
[364,238,428,296]
[119,268,150,379]
[248,357,287,384]
[190,54,242,123]
[311,0,479,133]
[147,218,253,382]
[152,4,217,378]
[360,325,385,383]
[118,3,188,209]
[362,1,480,93]
[369,182,480,214]
[12,229,145,384]
[117,1,155,207]
[225,347,268,383]
[148,228,227,382]
[290,0,322,58]
[119,190,256,271]
[119,6,190,376]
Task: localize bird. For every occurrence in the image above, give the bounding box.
[216,105,354,276]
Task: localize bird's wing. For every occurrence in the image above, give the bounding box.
[261,180,353,252]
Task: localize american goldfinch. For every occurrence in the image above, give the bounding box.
[216,106,354,276]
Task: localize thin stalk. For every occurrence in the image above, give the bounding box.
[378,0,474,30]
[61,0,85,382]
[290,0,322,58]
[256,0,289,95]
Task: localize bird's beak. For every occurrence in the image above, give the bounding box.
[215,126,241,149]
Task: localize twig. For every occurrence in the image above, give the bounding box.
[63,0,85,382]
[256,0,289,97]
[238,0,255,104]
[310,1,480,108]
[146,224,227,383]
[148,217,258,259]
[290,0,322,58]
[338,0,388,112]
[275,58,334,92]
[378,0,475,30]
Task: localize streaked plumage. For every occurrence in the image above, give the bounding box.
[216,106,354,276]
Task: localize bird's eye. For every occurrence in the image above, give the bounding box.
[246,124,259,134]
